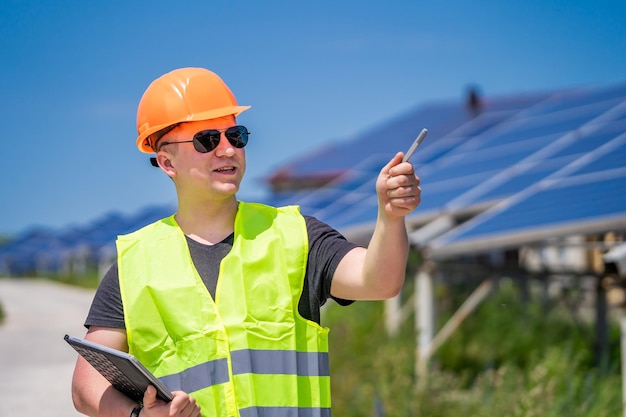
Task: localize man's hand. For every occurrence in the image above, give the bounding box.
[142,385,201,417]
[376,152,421,218]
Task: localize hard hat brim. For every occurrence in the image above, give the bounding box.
[136,105,251,153]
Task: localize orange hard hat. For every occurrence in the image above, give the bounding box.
[135,67,251,153]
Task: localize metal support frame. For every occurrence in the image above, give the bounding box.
[416,261,436,380]
[416,264,494,382]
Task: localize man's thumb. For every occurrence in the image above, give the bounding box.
[381,152,404,175]
[143,385,157,406]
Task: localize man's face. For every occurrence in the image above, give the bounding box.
[156,115,246,198]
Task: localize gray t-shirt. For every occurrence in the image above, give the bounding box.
[85,215,357,327]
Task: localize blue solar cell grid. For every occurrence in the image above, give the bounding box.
[445,170,626,243]
[430,128,626,253]
[263,81,626,239]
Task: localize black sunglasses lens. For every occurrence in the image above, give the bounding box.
[225,126,249,148]
[192,126,249,153]
[193,131,221,153]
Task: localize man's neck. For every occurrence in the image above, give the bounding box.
[175,197,239,245]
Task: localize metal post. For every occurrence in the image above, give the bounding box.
[416,274,494,383]
[416,262,435,381]
[385,294,402,337]
[595,275,608,367]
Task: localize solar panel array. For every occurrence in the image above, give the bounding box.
[0,204,174,275]
[2,81,625,274]
[263,82,626,251]
[429,114,626,258]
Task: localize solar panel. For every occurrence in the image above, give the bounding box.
[470,156,578,203]
[477,108,609,147]
[261,81,626,242]
[429,170,626,257]
[522,82,626,116]
[428,130,626,257]
[269,92,550,183]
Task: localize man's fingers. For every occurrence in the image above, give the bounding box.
[142,385,157,407]
[381,152,404,175]
[377,151,422,216]
[168,391,203,417]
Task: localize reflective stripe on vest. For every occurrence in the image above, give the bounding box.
[118,202,331,417]
[158,349,329,393]
[231,349,329,376]
[239,406,331,417]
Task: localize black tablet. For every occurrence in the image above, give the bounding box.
[64,334,173,403]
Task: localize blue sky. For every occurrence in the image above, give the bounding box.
[1,0,625,236]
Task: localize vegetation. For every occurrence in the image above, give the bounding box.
[324,278,621,417]
[50,269,102,289]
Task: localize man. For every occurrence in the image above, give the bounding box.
[71,67,421,417]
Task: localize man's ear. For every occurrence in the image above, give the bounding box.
[156,152,176,177]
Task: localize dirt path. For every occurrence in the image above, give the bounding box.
[0,278,95,417]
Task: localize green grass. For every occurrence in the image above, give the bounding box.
[323,278,621,417]
[50,270,101,289]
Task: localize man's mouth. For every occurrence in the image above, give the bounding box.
[215,166,236,173]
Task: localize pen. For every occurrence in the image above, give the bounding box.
[403,128,428,162]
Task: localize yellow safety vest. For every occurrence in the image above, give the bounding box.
[117,202,331,417]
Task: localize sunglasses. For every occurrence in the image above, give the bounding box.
[151,125,250,167]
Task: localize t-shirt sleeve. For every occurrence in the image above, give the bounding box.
[303,215,361,310]
[84,262,125,329]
